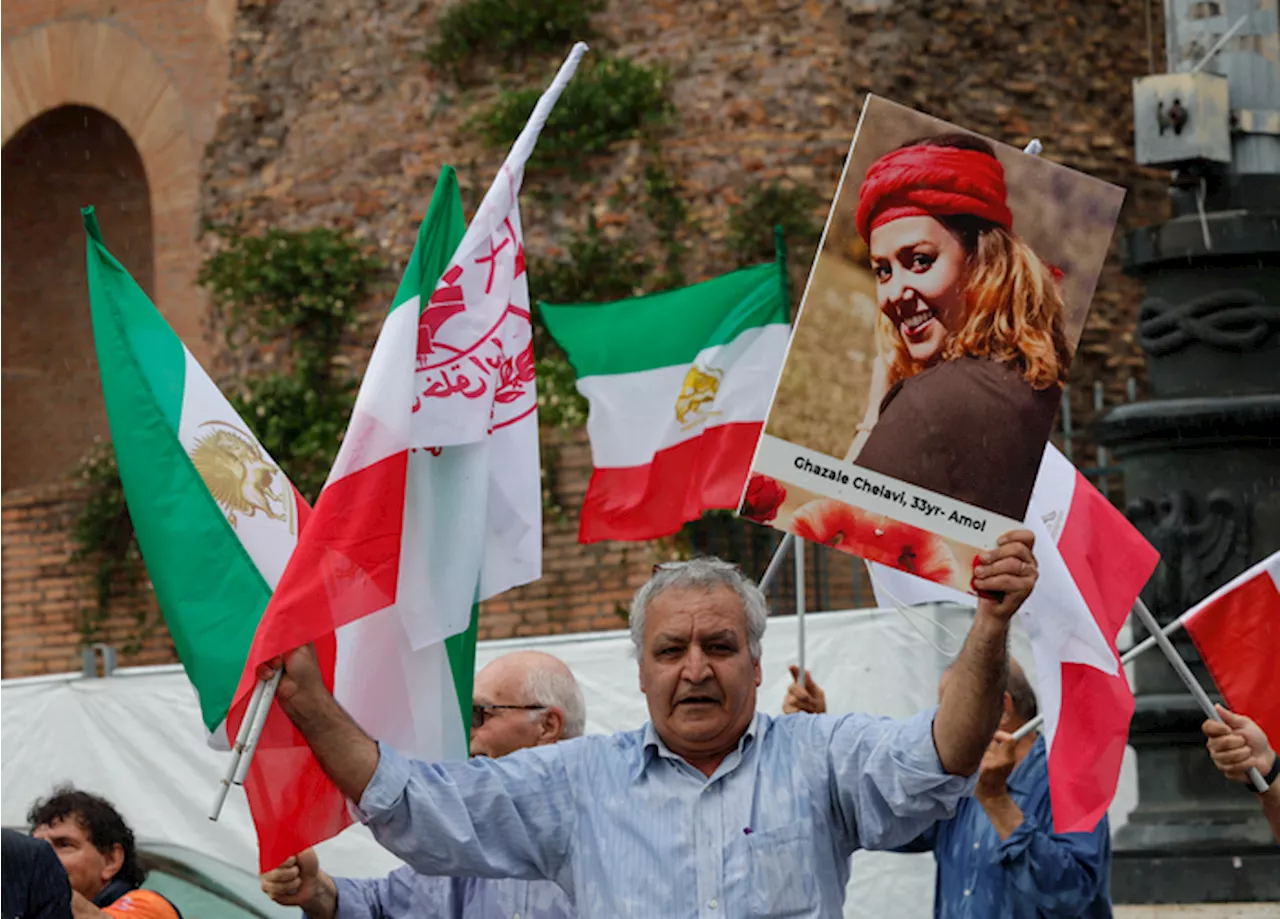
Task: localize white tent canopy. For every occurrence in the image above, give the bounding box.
[1,605,1137,918]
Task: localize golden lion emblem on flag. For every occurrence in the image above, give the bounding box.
[675,365,724,429]
[189,424,293,532]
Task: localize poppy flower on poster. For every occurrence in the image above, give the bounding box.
[790,497,961,585]
[741,474,787,524]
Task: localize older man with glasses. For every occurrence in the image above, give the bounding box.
[262,530,1039,918]
[260,650,582,919]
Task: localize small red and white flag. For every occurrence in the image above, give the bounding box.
[1180,551,1280,746]
[869,443,1159,833]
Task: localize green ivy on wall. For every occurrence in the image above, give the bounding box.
[726,178,824,275]
[426,0,603,81]
[475,55,673,169]
[198,225,383,501]
[69,441,147,650]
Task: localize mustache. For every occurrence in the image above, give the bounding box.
[675,684,723,704]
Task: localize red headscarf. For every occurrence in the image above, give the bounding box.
[855,144,1014,243]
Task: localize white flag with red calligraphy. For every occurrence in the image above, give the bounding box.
[401,39,591,642]
[229,44,586,871]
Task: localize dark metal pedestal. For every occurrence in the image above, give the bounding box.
[1093,200,1280,904]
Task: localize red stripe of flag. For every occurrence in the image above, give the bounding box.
[579,422,762,543]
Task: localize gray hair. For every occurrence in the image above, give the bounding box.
[628,557,769,661]
[524,663,587,739]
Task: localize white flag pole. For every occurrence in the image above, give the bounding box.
[1010,598,1267,790]
[759,533,794,594]
[795,536,807,678]
[209,675,269,820]
[1130,597,1268,792]
[232,669,283,785]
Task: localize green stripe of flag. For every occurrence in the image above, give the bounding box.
[83,212,187,429]
[538,261,788,378]
[85,207,272,731]
[407,168,482,717]
[393,165,470,312]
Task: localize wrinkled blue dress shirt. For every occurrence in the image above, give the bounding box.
[355,708,974,918]
[333,866,572,919]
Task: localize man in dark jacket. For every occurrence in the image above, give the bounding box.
[2,828,73,919]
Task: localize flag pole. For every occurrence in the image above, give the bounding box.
[759,533,794,594]
[233,669,283,785]
[1010,598,1267,790]
[209,674,270,821]
[774,224,790,310]
[794,535,806,678]
[1130,597,1268,792]
[1010,608,1184,742]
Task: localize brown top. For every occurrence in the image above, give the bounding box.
[855,357,1061,520]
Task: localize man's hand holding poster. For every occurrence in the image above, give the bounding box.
[742,95,1126,593]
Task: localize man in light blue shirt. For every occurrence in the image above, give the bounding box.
[259,651,578,919]
[265,532,1040,918]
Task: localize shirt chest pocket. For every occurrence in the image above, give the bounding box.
[744,824,819,917]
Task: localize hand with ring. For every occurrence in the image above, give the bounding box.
[972,530,1038,623]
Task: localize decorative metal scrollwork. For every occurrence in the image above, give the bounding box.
[1137,290,1280,356]
[1126,489,1251,626]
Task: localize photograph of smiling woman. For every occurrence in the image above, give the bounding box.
[844,133,1072,520]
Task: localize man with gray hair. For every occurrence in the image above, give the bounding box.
[260,651,580,919]
[262,529,1040,917]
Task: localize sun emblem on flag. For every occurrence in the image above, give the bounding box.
[189,422,296,533]
[675,364,724,430]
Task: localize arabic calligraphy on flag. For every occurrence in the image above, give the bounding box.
[413,213,536,436]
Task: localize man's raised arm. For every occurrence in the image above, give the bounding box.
[932,530,1039,776]
[265,646,574,884]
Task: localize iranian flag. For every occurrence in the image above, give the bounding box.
[230,44,584,870]
[1180,551,1280,746]
[83,207,309,739]
[869,443,1159,833]
[539,261,790,542]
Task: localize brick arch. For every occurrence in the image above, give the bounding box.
[1,19,198,225]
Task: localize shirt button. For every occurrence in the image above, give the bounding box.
[963,889,971,897]
[708,900,718,910]
[973,842,980,849]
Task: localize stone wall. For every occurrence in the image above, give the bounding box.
[1,0,1175,672]
[198,0,1171,640]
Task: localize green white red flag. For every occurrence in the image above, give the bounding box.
[230,44,586,871]
[539,259,790,542]
[83,207,310,742]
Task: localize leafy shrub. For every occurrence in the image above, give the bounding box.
[726,178,824,267]
[426,0,602,80]
[198,226,383,501]
[476,56,673,168]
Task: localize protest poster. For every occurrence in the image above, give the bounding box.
[742,95,1125,592]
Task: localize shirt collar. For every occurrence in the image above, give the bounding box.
[633,711,763,783]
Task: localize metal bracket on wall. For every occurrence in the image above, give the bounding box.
[81,643,118,678]
[1233,109,1280,136]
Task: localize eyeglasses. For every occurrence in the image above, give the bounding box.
[471,704,546,730]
